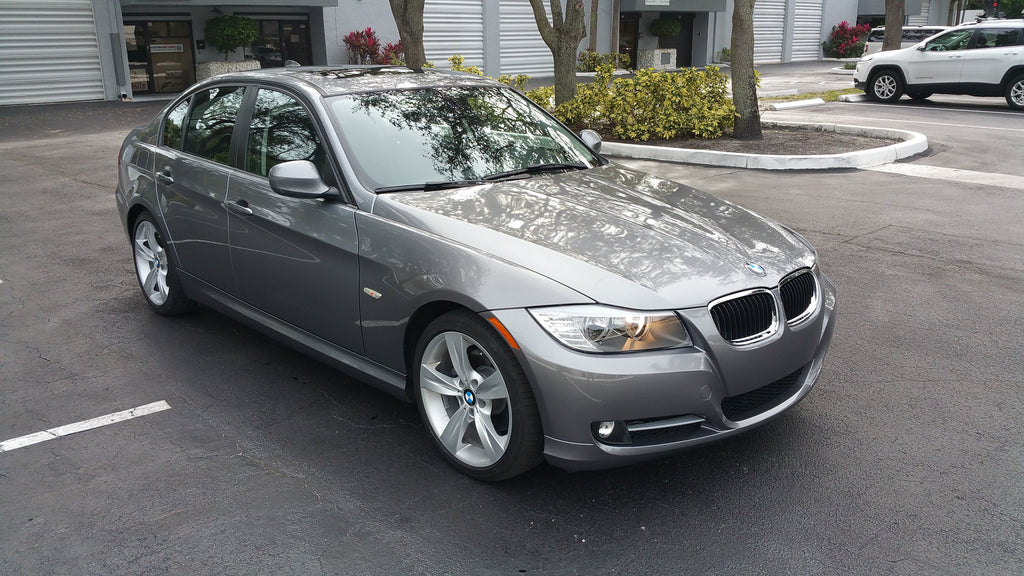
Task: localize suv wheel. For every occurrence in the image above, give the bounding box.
[1005,74,1024,111]
[869,70,904,103]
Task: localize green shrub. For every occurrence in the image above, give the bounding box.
[715,47,731,63]
[543,65,735,140]
[448,54,529,92]
[577,49,631,72]
[204,10,258,60]
[525,85,555,108]
[649,17,682,38]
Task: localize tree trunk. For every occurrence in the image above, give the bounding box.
[529,0,587,106]
[731,0,761,140]
[588,0,599,52]
[389,0,426,71]
[882,0,905,52]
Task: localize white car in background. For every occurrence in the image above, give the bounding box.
[854,20,1024,109]
[862,25,950,55]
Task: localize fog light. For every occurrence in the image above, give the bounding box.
[596,421,616,439]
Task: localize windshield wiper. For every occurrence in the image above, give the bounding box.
[482,162,588,181]
[375,179,487,194]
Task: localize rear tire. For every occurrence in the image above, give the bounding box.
[869,70,904,103]
[131,213,196,315]
[1005,74,1024,111]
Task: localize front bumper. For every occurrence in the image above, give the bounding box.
[492,269,837,471]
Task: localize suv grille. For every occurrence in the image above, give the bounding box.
[721,368,803,421]
[709,290,777,344]
[779,270,816,324]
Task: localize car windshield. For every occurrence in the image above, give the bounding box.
[327,86,601,190]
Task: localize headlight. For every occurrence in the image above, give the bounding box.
[529,305,691,353]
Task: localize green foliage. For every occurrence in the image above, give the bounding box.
[204,10,258,60]
[525,85,555,109]
[538,65,736,140]
[448,54,483,76]
[649,17,682,38]
[1000,0,1024,17]
[715,47,731,63]
[449,55,530,92]
[576,49,631,72]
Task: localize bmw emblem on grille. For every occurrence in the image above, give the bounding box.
[746,262,767,276]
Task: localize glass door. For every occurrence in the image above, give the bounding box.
[245,18,312,67]
[124,20,195,94]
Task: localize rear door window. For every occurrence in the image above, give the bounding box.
[182,86,245,165]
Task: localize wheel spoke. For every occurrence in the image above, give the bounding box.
[134,236,155,261]
[438,405,471,455]
[421,362,463,396]
[475,414,505,462]
[143,266,160,294]
[474,371,507,400]
[444,332,473,383]
[144,224,160,251]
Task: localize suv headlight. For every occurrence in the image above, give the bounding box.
[529,305,691,353]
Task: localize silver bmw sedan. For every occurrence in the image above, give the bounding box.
[116,66,836,481]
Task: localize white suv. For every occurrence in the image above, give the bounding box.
[854,20,1024,110]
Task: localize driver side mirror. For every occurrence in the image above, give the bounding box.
[269,160,340,200]
[580,129,602,153]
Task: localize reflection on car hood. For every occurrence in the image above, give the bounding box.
[374,163,815,309]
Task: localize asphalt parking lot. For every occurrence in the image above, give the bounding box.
[1,87,1023,575]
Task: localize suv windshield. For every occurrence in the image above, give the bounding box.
[327,86,600,190]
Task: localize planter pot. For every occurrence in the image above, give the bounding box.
[638,49,676,70]
[195,59,261,82]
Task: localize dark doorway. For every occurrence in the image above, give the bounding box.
[657,14,695,68]
[618,12,640,69]
[244,18,312,67]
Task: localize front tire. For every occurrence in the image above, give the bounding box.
[869,70,904,103]
[1005,74,1024,111]
[132,213,196,315]
[413,310,543,481]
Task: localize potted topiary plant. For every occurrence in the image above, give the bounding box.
[649,16,682,38]
[196,9,261,81]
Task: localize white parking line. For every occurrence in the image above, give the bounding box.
[865,163,1024,191]
[0,400,171,453]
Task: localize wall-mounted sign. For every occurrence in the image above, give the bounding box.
[150,44,183,53]
[644,0,671,5]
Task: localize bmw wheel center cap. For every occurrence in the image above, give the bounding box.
[464,389,476,405]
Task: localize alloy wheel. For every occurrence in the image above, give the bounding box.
[419,330,512,468]
[133,219,169,306]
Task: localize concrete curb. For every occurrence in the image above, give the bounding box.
[601,121,929,170]
[838,93,869,103]
[768,98,826,111]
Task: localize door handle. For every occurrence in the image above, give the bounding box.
[224,200,254,216]
[156,168,173,185]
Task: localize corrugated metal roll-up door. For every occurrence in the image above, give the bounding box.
[792,0,824,61]
[0,0,105,105]
[753,0,785,64]
[424,0,485,69]
[499,0,553,76]
[907,0,930,26]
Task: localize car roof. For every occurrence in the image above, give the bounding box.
[960,18,1024,28]
[202,66,503,97]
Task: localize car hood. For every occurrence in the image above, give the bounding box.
[372,163,816,310]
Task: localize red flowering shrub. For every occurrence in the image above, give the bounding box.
[343,27,381,64]
[822,21,871,58]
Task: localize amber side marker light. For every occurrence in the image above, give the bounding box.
[488,317,521,350]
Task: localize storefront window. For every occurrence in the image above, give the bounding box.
[244,18,311,67]
[124,20,195,94]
